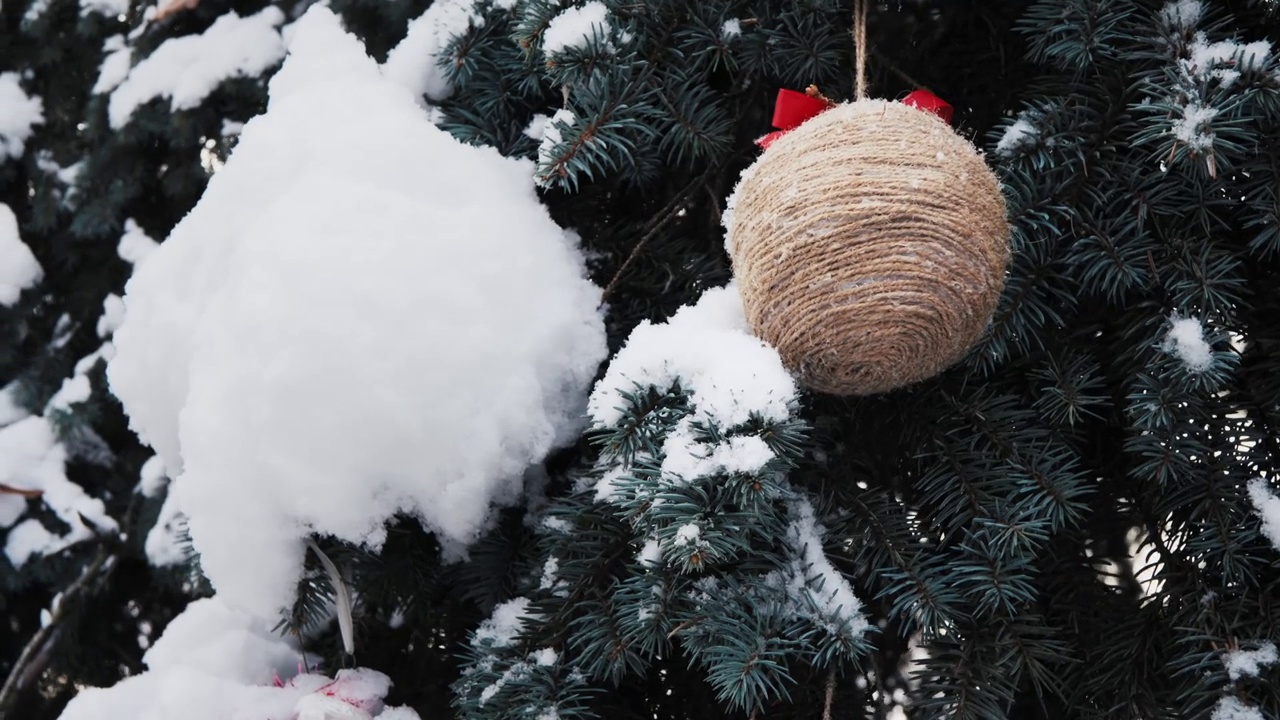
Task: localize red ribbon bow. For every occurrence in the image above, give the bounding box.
[755,87,954,150]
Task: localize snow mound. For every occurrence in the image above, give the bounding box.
[108,8,286,129]
[58,597,419,720]
[0,202,43,306]
[107,6,606,617]
[588,284,797,429]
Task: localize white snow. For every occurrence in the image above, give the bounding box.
[535,108,577,188]
[1161,0,1203,29]
[0,203,43,306]
[1212,697,1264,720]
[1171,102,1218,151]
[0,73,44,162]
[0,417,117,566]
[107,6,605,617]
[93,36,133,95]
[524,113,550,141]
[57,596,421,720]
[588,284,798,430]
[721,18,741,40]
[1163,314,1213,371]
[108,8,286,129]
[98,293,126,337]
[1224,642,1278,680]
[660,419,776,482]
[995,115,1040,158]
[23,0,51,23]
[542,2,612,55]
[80,0,128,18]
[118,219,159,265]
[541,515,571,533]
[145,487,187,567]
[379,709,422,720]
[1247,478,1280,552]
[592,465,628,502]
[638,538,662,567]
[0,383,29,428]
[46,374,91,414]
[539,556,561,590]
[1187,36,1272,88]
[781,498,869,639]
[474,597,533,649]
[138,454,167,497]
[673,522,701,547]
[383,0,484,102]
[57,596,302,720]
[1157,2,1272,154]
[532,648,558,666]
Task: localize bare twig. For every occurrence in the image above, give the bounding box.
[0,483,42,498]
[823,667,837,720]
[0,544,116,716]
[869,48,932,94]
[598,170,713,305]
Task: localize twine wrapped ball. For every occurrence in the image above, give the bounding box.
[724,99,1011,396]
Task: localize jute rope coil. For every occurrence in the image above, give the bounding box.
[725,99,1010,396]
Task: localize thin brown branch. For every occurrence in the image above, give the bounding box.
[823,667,837,720]
[0,482,43,498]
[0,544,116,716]
[599,170,713,305]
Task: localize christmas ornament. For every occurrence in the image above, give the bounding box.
[725,97,1009,396]
[724,1,1009,396]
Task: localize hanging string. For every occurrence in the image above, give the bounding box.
[853,0,869,99]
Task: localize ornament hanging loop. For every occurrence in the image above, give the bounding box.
[853,0,869,99]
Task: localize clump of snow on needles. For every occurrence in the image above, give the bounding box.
[92,35,132,96]
[108,8,286,129]
[1155,0,1273,153]
[1247,478,1280,552]
[542,2,613,55]
[0,72,44,161]
[383,0,486,102]
[107,6,605,617]
[0,202,43,306]
[0,416,117,567]
[1211,697,1264,720]
[1223,641,1278,681]
[996,114,1041,158]
[588,284,797,430]
[1161,0,1203,29]
[1163,313,1214,372]
[780,497,870,641]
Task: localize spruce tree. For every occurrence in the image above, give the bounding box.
[2,1,1280,719]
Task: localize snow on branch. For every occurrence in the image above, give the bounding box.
[107,6,605,617]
